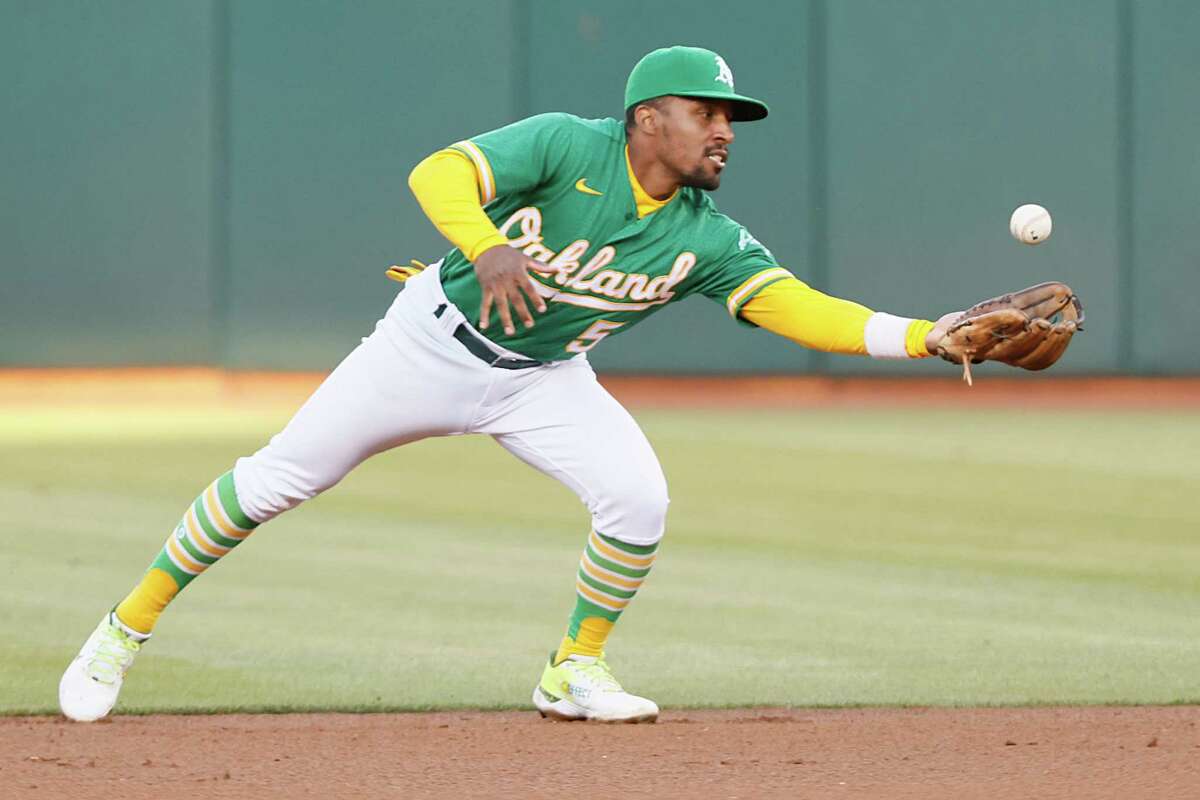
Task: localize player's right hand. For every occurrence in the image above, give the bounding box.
[472,245,549,335]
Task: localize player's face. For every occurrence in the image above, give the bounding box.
[655,97,735,191]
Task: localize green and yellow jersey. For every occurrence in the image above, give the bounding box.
[424,113,790,361]
[407,112,934,361]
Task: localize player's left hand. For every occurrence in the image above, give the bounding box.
[925,311,963,356]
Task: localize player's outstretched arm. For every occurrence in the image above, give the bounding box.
[742,277,1082,384]
[407,150,547,334]
[740,277,950,359]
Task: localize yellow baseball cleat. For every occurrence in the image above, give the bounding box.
[532,652,658,723]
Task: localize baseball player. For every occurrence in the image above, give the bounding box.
[59,45,1073,724]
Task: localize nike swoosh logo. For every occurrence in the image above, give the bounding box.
[574,178,603,196]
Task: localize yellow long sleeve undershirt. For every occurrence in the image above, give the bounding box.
[407,149,508,261]
[741,278,873,354]
[742,279,935,358]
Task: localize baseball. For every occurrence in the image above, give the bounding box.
[1009,203,1052,245]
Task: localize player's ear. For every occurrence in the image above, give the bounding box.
[634,103,660,135]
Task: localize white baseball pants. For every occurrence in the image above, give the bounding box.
[231,266,669,547]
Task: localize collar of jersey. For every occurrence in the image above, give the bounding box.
[625,145,677,219]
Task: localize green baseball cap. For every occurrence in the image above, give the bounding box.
[624,45,769,122]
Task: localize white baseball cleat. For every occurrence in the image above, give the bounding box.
[58,612,148,722]
[533,652,659,723]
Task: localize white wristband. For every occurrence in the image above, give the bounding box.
[864,312,914,359]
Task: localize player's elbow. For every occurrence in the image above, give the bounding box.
[408,149,478,202]
[407,153,437,197]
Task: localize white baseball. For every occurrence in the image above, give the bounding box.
[1009,203,1052,245]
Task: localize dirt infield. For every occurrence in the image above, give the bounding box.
[3,367,1200,410]
[4,707,1197,799]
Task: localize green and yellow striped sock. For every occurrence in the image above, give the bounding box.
[114,471,258,635]
[555,530,659,664]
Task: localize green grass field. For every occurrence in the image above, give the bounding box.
[2,403,1197,713]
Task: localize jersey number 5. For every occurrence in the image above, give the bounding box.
[566,320,626,354]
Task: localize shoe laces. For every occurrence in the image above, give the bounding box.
[568,656,623,692]
[87,624,140,684]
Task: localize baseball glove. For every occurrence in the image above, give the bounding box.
[936,281,1084,385]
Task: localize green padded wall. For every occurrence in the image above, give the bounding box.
[3,0,1198,374]
[2,2,217,364]
[823,0,1119,376]
[1130,1,1200,373]
[222,0,519,369]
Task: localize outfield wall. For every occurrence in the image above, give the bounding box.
[3,1,1198,374]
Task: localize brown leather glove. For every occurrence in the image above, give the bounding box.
[936,282,1084,385]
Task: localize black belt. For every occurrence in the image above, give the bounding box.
[434,303,543,370]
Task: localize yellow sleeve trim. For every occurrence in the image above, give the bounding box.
[449,140,497,204]
[725,267,794,317]
[740,276,874,355]
[905,319,935,358]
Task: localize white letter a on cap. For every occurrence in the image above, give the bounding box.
[714,55,735,88]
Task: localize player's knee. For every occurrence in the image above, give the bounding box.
[594,474,670,546]
[231,447,336,523]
